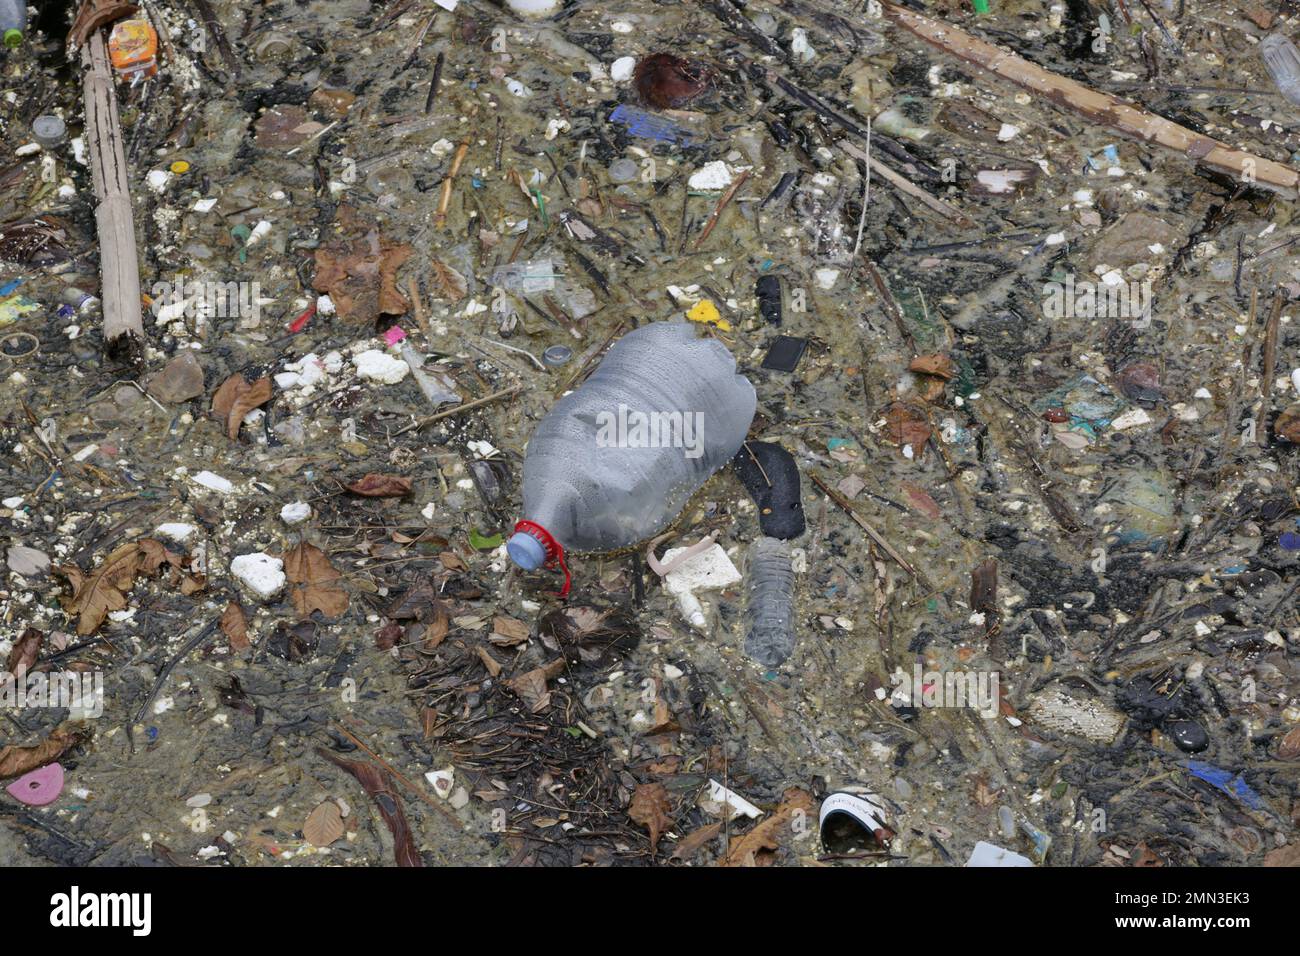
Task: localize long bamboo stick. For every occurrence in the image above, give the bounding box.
[81,30,145,358]
[882,2,1300,197]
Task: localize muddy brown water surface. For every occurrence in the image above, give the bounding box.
[1,0,1299,866]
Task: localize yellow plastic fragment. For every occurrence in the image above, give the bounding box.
[686,298,730,331]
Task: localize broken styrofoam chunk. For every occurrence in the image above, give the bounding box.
[967,841,1034,867]
[192,470,234,494]
[280,502,312,525]
[286,352,327,388]
[316,294,336,316]
[230,552,285,602]
[146,169,172,193]
[688,161,735,191]
[702,779,762,820]
[661,544,741,596]
[192,197,218,213]
[155,522,198,544]
[353,349,409,384]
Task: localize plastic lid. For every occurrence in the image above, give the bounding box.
[506,531,547,570]
[3,29,21,48]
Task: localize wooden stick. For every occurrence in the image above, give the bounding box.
[840,139,974,228]
[435,142,469,225]
[1256,293,1282,446]
[882,2,1300,196]
[81,31,144,359]
[694,168,750,249]
[810,470,930,589]
[393,383,523,436]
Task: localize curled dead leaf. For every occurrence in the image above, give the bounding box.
[219,600,251,652]
[629,782,673,852]
[345,473,413,497]
[6,627,43,674]
[0,724,88,780]
[908,354,956,380]
[722,788,814,866]
[56,537,181,636]
[211,373,273,440]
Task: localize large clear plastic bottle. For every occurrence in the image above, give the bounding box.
[1260,32,1300,107]
[507,322,755,587]
[744,536,796,667]
[0,0,26,47]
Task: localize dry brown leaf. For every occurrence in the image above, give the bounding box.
[423,603,450,650]
[374,622,403,650]
[629,782,673,852]
[303,800,345,847]
[211,374,272,441]
[220,600,251,652]
[345,473,413,497]
[476,646,503,678]
[179,573,206,595]
[491,615,530,645]
[283,543,349,619]
[1276,404,1300,444]
[880,402,932,455]
[900,481,942,520]
[136,538,184,574]
[56,541,145,636]
[6,627,43,674]
[0,725,88,780]
[670,822,722,862]
[312,211,413,324]
[908,353,956,380]
[429,257,468,302]
[722,788,814,867]
[504,659,564,713]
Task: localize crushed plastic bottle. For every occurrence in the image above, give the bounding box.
[1259,32,1300,107]
[744,536,796,667]
[507,321,755,593]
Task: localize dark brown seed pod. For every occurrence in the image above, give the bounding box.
[633,53,712,109]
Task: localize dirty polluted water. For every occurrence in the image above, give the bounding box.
[1,0,1299,876]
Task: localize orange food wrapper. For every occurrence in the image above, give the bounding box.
[108,18,158,78]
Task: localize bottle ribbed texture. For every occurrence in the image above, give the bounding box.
[744,536,796,667]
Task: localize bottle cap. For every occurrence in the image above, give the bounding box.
[32,115,66,149]
[3,29,21,48]
[506,531,547,570]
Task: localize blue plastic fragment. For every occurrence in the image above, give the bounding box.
[608,104,695,144]
[1186,760,1264,810]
